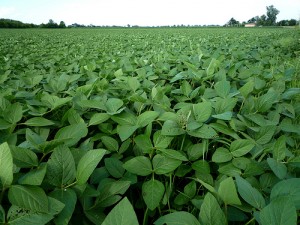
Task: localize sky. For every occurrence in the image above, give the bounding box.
[0,0,300,26]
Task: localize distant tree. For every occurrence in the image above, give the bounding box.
[59,21,66,28]
[227,17,239,26]
[289,19,297,26]
[257,15,267,26]
[266,5,280,25]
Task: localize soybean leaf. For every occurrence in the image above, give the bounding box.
[153,130,174,149]
[267,158,287,179]
[142,179,165,210]
[76,149,106,185]
[260,196,297,225]
[230,139,255,157]
[153,154,182,175]
[239,80,254,98]
[154,211,200,225]
[4,103,23,124]
[212,147,232,163]
[255,126,276,145]
[215,80,230,98]
[88,113,110,126]
[101,197,139,225]
[137,111,159,127]
[117,125,139,141]
[10,146,38,168]
[218,177,242,205]
[123,156,152,176]
[236,176,265,209]
[8,185,49,213]
[134,134,153,154]
[273,135,286,161]
[270,178,300,209]
[18,163,47,186]
[0,142,13,188]
[188,124,218,139]
[46,146,76,187]
[23,117,55,126]
[50,189,77,225]
[105,98,124,115]
[105,158,125,179]
[101,136,119,152]
[161,120,185,136]
[192,102,212,123]
[159,149,188,161]
[55,123,88,147]
[199,192,227,225]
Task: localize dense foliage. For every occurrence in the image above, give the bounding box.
[0,28,299,225]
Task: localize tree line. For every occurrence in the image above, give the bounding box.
[0,19,66,28]
[227,5,298,27]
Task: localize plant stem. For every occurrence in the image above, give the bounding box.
[143,207,148,225]
[180,134,186,151]
[0,188,6,205]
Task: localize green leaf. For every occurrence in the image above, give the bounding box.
[255,125,276,145]
[137,111,159,127]
[206,58,218,76]
[230,139,255,157]
[46,146,76,187]
[105,98,124,115]
[154,211,200,225]
[153,154,182,175]
[188,124,218,139]
[159,149,188,161]
[260,196,297,225]
[134,134,153,154]
[199,192,227,225]
[0,142,13,188]
[153,130,174,149]
[127,77,140,92]
[89,113,110,126]
[191,160,210,174]
[8,185,49,213]
[142,179,165,210]
[212,147,232,163]
[18,163,47,185]
[239,79,254,98]
[267,158,287,179]
[212,111,232,121]
[270,178,300,209]
[105,158,125,179]
[161,120,185,136]
[218,177,242,205]
[50,189,77,225]
[123,156,152,176]
[10,146,38,168]
[273,135,286,161]
[102,197,139,225]
[101,136,119,152]
[55,123,88,147]
[23,117,55,126]
[181,80,193,97]
[117,125,139,141]
[76,149,106,185]
[4,103,23,124]
[215,80,230,98]
[236,176,265,209]
[192,102,212,123]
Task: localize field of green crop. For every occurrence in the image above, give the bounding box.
[0,27,300,225]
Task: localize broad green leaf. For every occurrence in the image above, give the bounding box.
[134,134,153,154]
[46,146,76,187]
[123,156,152,176]
[161,120,185,136]
[181,80,193,97]
[187,143,207,161]
[105,158,125,179]
[111,112,137,125]
[142,179,165,210]
[8,185,49,213]
[194,178,216,194]
[76,149,106,185]
[267,158,287,179]
[18,163,47,185]
[0,118,12,129]
[212,147,232,163]
[89,113,110,126]
[117,125,139,141]
[206,58,218,76]
[153,130,174,149]
[41,93,71,110]
[239,80,254,98]
[260,196,297,225]
[127,77,140,92]
[218,163,241,177]
[23,117,55,126]
[256,91,279,113]
[55,123,88,147]
[273,135,286,161]
[212,111,232,120]
[270,178,300,209]
[230,139,255,157]
[4,103,23,124]
[0,142,13,188]
[101,136,119,152]
[105,98,124,115]
[96,181,130,208]
[192,102,212,123]
[215,80,230,98]
[101,197,139,225]
[218,177,242,205]
[255,125,276,145]
[153,154,182,175]
[154,211,200,225]
[159,149,188,161]
[199,192,227,225]
[192,160,210,174]
[50,189,77,225]
[137,111,159,127]
[236,176,265,209]
[188,124,218,139]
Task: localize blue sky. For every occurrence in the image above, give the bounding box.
[0,0,299,26]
